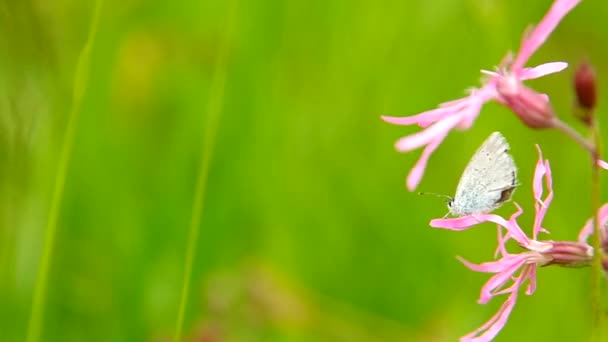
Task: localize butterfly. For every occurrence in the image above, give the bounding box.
[447,132,518,216]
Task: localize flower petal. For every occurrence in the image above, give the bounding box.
[481,69,500,77]
[532,145,554,239]
[460,292,518,342]
[381,106,455,126]
[533,146,546,202]
[524,265,538,295]
[394,115,459,151]
[478,257,527,304]
[534,160,554,237]
[461,270,532,342]
[518,62,568,80]
[457,254,524,274]
[430,213,498,231]
[406,137,443,191]
[598,159,608,170]
[578,217,594,244]
[456,96,485,130]
[578,203,608,243]
[512,0,581,71]
[504,203,530,246]
[496,203,526,255]
[494,225,508,258]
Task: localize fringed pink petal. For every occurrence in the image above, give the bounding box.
[578,203,608,243]
[430,213,502,231]
[457,86,498,130]
[517,62,568,80]
[524,265,537,295]
[512,0,581,71]
[455,97,484,130]
[381,105,457,126]
[477,257,527,304]
[534,159,554,238]
[532,146,554,239]
[493,280,524,297]
[406,137,444,191]
[600,203,608,219]
[578,217,594,244]
[494,225,509,258]
[532,145,547,202]
[394,115,459,151]
[419,101,472,128]
[461,271,531,342]
[460,292,518,342]
[496,203,525,256]
[543,160,554,205]
[480,69,500,77]
[456,254,524,274]
[599,203,608,241]
[504,203,529,246]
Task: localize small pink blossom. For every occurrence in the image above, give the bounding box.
[433,146,593,341]
[382,0,580,190]
[459,228,591,342]
[578,203,608,246]
[493,72,557,128]
[577,203,608,274]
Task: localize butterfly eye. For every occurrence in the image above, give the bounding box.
[447,199,454,208]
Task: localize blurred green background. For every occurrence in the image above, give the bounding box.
[1,0,607,341]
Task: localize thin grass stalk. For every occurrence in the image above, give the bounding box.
[173,2,238,341]
[26,2,103,341]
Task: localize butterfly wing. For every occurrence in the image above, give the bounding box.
[450,132,518,216]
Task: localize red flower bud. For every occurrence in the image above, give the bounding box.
[574,62,597,111]
[573,62,597,126]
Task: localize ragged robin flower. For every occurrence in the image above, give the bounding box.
[431,146,596,341]
[382,0,580,190]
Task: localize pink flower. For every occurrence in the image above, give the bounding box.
[578,203,608,247]
[491,70,558,129]
[382,0,580,190]
[433,146,593,341]
[458,227,592,342]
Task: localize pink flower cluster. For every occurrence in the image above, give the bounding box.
[431,146,597,341]
[381,1,608,340]
[382,0,580,191]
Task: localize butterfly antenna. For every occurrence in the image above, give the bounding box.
[418,192,453,200]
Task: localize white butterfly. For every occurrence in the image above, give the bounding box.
[447,132,518,216]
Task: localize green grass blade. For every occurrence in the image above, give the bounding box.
[173,2,238,341]
[26,2,103,342]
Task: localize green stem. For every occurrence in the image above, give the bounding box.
[172,3,237,341]
[26,2,103,342]
[553,118,595,154]
[590,123,603,342]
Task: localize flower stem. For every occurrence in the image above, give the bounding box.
[553,118,595,154]
[590,122,603,342]
[172,3,237,341]
[26,2,103,342]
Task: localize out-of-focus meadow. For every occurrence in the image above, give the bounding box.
[1,0,607,341]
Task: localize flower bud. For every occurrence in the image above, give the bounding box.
[574,62,597,112]
[496,75,557,129]
[544,241,593,267]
